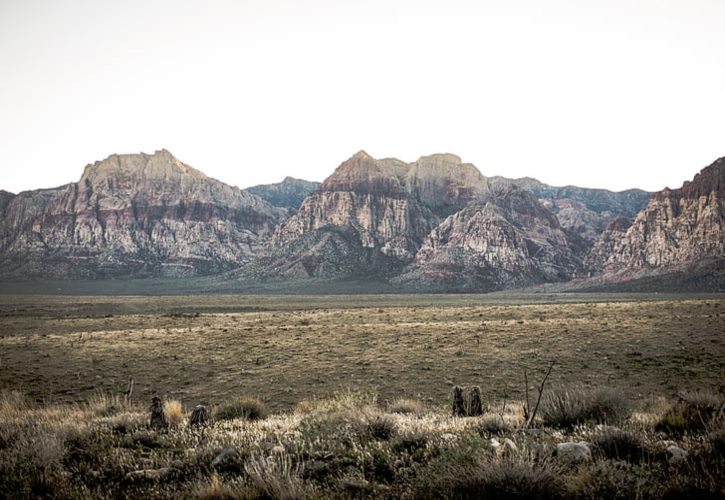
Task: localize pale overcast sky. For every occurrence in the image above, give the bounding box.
[1,0,723,194]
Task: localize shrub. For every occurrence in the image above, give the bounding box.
[705,428,725,460]
[163,400,185,427]
[244,452,308,499]
[366,415,396,441]
[392,430,429,454]
[418,458,564,499]
[540,387,631,429]
[571,461,661,499]
[590,429,651,463]
[214,397,268,422]
[655,391,723,435]
[62,429,109,469]
[477,415,512,437]
[192,473,244,500]
[388,398,426,416]
[0,390,30,419]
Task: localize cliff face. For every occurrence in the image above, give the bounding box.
[0,150,285,278]
[587,158,724,276]
[488,177,651,218]
[272,151,442,265]
[5,147,719,291]
[246,177,319,210]
[264,151,652,285]
[540,198,615,243]
[393,189,583,290]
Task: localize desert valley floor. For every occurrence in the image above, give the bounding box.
[1,293,723,410]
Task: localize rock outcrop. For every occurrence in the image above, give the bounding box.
[271,151,442,267]
[260,151,650,287]
[0,150,285,278]
[539,198,615,244]
[246,177,319,211]
[587,157,724,276]
[4,147,719,292]
[488,177,650,218]
[394,189,583,291]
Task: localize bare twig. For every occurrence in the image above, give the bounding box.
[526,361,555,428]
[523,370,530,422]
[499,389,508,423]
[124,377,134,407]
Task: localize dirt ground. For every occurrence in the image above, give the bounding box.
[0,294,723,411]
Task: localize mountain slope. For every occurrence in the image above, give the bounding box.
[246,177,319,210]
[393,188,584,291]
[0,150,285,278]
[488,176,650,218]
[585,157,724,283]
[254,151,654,286]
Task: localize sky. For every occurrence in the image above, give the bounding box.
[1,0,724,194]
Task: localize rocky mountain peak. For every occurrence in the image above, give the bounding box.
[352,150,373,160]
[415,153,462,165]
[79,149,208,187]
[679,157,724,199]
[586,157,724,277]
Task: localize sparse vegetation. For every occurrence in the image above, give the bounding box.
[540,387,632,429]
[163,399,185,427]
[0,389,724,498]
[0,295,723,497]
[213,397,268,422]
[655,391,724,435]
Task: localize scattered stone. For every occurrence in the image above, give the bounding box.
[189,405,210,429]
[125,468,172,481]
[212,447,241,469]
[555,442,592,464]
[502,438,518,453]
[149,396,168,431]
[452,386,465,417]
[666,445,688,463]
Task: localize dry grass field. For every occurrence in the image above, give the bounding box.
[1,293,724,498]
[0,294,723,410]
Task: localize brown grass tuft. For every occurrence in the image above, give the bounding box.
[163,399,185,427]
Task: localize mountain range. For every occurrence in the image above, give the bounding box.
[1,149,722,292]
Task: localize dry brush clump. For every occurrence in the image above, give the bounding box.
[162,399,185,428]
[1,388,725,499]
[213,397,269,422]
[654,390,724,436]
[539,386,632,429]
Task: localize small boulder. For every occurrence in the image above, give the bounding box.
[555,442,592,464]
[502,438,518,453]
[212,447,241,470]
[125,467,172,481]
[666,445,688,463]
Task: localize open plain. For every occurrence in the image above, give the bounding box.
[1,293,724,498]
[1,293,723,410]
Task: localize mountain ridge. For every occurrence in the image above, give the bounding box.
[1,149,721,292]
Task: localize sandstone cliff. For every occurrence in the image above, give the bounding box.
[0,150,285,278]
[586,157,724,277]
[488,176,650,218]
[393,189,583,290]
[271,151,443,266]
